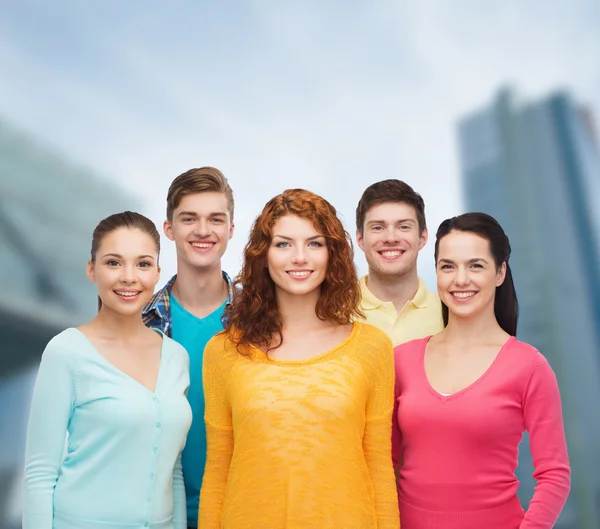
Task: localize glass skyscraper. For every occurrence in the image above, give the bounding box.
[457,88,600,528]
[0,118,140,528]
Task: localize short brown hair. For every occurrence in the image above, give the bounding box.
[166,167,234,221]
[355,179,426,235]
[225,188,363,355]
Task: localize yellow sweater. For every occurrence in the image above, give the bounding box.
[199,322,399,528]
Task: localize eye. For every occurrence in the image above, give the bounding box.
[211,218,224,223]
[106,259,120,267]
[471,263,483,269]
[275,241,291,248]
[182,218,194,223]
[439,264,453,270]
[139,261,152,268]
[308,241,324,248]
[400,225,411,230]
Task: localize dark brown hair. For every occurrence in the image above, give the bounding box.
[166,167,234,221]
[434,212,519,336]
[91,211,160,310]
[356,179,426,235]
[225,189,363,355]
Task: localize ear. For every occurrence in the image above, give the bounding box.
[229,221,235,240]
[356,230,365,251]
[418,227,429,251]
[86,260,96,283]
[496,261,507,287]
[164,219,175,241]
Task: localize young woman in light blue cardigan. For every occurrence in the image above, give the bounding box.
[23,212,192,529]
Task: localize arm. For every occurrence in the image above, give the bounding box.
[520,354,571,529]
[172,449,186,528]
[363,335,400,529]
[198,337,234,528]
[22,336,75,529]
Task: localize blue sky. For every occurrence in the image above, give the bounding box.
[1,0,599,287]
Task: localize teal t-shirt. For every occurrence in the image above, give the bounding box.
[170,294,226,528]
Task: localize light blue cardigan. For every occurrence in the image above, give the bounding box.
[23,328,192,529]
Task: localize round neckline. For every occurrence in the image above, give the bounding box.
[421,334,515,401]
[251,321,360,366]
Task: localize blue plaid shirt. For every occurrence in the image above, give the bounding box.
[142,272,233,337]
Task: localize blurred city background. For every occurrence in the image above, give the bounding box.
[1,2,599,528]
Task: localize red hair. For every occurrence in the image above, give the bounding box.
[225,189,363,355]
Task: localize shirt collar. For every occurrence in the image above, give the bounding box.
[359,275,430,309]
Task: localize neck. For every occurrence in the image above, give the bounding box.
[441,308,507,346]
[172,260,227,311]
[276,288,329,334]
[367,267,420,312]
[90,307,148,340]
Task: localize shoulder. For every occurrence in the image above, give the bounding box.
[353,321,393,349]
[142,275,176,315]
[42,328,82,358]
[394,336,428,361]
[161,333,189,363]
[504,337,549,371]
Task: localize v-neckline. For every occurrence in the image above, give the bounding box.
[73,327,165,394]
[421,334,514,402]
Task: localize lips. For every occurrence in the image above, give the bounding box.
[286,270,313,280]
[189,241,216,252]
[450,291,477,300]
[113,290,142,301]
[377,249,405,260]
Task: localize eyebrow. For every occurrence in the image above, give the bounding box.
[438,257,489,265]
[367,218,416,225]
[177,211,227,218]
[272,235,325,241]
[102,253,156,260]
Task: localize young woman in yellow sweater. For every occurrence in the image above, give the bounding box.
[199,189,399,528]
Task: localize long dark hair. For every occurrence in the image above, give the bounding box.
[91,211,160,310]
[434,212,519,336]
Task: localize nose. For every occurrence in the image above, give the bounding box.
[454,266,470,286]
[292,246,308,264]
[382,225,399,243]
[194,218,210,237]
[120,264,137,284]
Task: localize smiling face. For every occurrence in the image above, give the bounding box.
[356,201,427,279]
[87,227,161,316]
[164,191,234,273]
[436,230,506,322]
[267,214,329,300]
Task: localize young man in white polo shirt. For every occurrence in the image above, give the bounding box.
[355,179,443,346]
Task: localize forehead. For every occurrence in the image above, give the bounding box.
[174,192,230,215]
[437,230,491,257]
[272,214,321,236]
[98,228,158,255]
[364,201,418,222]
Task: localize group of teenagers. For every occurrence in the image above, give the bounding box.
[22,167,571,529]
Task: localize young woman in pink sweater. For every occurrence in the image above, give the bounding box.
[392,212,570,529]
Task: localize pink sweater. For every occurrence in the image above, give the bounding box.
[392,336,570,529]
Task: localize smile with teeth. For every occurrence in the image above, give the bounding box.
[190,242,215,249]
[451,291,477,299]
[114,290,141,298]
[379,250,404,259]
[287,270,312,277]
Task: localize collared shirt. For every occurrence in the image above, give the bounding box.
[358,275,444,346]
[142,272,234,338]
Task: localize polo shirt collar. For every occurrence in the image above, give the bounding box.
[359,275,430,309]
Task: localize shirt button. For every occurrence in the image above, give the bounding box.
[150,472,155,479]
[156,422,161,428]
[153,447,158,454]
[153,395,159,402]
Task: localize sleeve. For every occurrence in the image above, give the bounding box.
[198,336,234,528]
[172,452,186,528]
[520,353,571,529]
[391,347,403,491]
[173,345,189,529]
[362,332,401,529]
[22,336,76,529]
